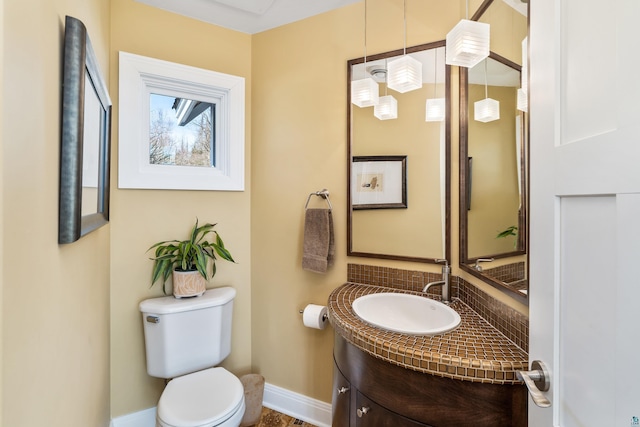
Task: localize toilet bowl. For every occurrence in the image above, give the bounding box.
[156,367,245,427]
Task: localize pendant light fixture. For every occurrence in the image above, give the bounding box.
[445,0,490,68]
[474,59,500,123]
[351,0,379,108]
[387,0,422,93]
[425,48,445,122]
[375,63,398,120]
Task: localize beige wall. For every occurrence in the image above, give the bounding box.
[108,0,253,418]
[2,0,111,426]
[2,1,530,423]
[251,0,462,403]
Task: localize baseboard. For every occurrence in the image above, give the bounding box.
[110,407,156,427]
[109,383,331,427]
[262,382,332,427]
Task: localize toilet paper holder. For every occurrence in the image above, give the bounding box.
[299,309,328,322]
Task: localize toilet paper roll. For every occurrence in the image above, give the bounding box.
[302,304,327,330]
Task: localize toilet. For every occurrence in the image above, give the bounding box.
[139,287,245,427]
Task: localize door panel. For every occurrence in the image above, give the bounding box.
[559,196,616,426]
[530,0,640,425]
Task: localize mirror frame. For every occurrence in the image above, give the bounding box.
[59,16,112,244]
[347,40,451,264]
[459,53,528,304]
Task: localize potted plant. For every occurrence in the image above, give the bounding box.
[147,219,235,298]
[496,225,518,248]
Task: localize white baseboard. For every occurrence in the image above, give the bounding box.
[109,383,331,427]
[110,407,156,427]
[262,382,332,427]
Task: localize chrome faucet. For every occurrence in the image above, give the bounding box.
[423,259,451,303]
[473,258,494,271]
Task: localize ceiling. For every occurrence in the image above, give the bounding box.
[135,0,360,34]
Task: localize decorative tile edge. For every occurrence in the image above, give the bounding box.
[347,263,528,353]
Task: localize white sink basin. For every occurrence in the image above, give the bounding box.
[352,293,461,336]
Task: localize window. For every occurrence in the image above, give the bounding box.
[118,52,245,191]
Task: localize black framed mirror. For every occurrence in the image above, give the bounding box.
[459,0,529,304]
[347,41,451,264]
[59,15,112,244]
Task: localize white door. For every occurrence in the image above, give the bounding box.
[529,0,640,425]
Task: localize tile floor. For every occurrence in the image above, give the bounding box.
[251,407,317,427]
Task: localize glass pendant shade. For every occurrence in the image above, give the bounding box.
[517,88,528,112]
[387,55,423,93]
[445,19,490,68]
[474,98,500,122]
[425,98,446,122]
[374,95,398,120]
[351,77,379,107]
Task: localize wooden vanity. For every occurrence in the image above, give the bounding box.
[328,283,528,427]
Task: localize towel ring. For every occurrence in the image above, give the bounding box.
[305,189,333,211]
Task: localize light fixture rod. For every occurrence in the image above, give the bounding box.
[433,50,438,97]
[363,0,369,77]
[403,0,407,55]
[484,58,489,99]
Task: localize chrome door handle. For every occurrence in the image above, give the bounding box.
[337,386,350,394]
[517,360,551,408]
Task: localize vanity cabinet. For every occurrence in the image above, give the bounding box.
[332,335,527,427]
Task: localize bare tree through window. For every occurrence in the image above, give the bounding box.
[149,93,215,167]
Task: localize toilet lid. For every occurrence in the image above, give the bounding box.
[158,367,244,427]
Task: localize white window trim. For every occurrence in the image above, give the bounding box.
[118,51,245,191]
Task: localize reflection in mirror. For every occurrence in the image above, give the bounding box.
[460,55,528,304]
[460,0,528,304]
[467,57,523,258]
[81,74,102,217]
[348,42,450,263]
[149,94,216,168]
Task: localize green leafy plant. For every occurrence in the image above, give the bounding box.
[496,225,518,248]
[147,219,235,295]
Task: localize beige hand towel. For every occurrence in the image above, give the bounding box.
[302,208,335,273]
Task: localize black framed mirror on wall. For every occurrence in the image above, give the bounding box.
[459,0,529,304]
[347,41,451,264]
[59,16,112,244]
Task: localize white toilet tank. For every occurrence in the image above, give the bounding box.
[139,287,236,379]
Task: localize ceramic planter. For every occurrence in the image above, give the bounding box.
[172,270,206,298]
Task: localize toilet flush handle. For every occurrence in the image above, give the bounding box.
[146,315,160,324]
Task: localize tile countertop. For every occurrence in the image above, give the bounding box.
[327,283,529,385]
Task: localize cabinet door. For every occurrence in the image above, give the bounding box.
[355,392,432,427]
[332,362,351,427]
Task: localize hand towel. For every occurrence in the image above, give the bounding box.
[302,208,335,273]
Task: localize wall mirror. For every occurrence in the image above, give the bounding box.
[59,16,112,244]
[459,0,529,304]
[348,41,451,263]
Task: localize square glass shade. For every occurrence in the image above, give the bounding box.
[425,98,446,122]
[474,97,500,122]
[387,55,423,93]
[351,77,379,107]
[374,95,398,120]
[445,19,490,68]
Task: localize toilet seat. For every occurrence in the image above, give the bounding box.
[157,367,245,427]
